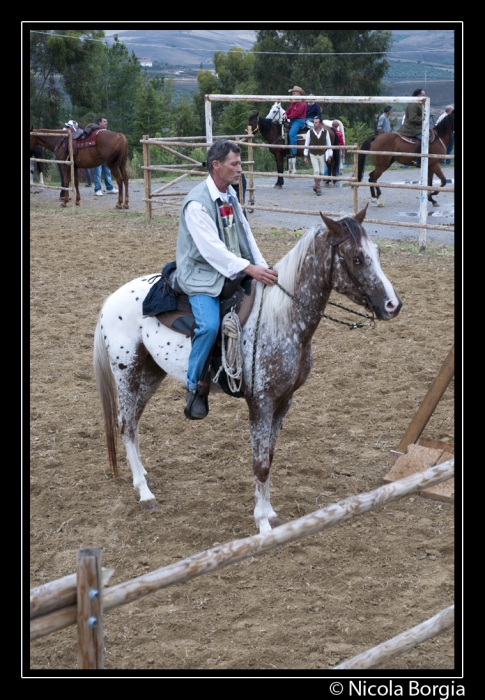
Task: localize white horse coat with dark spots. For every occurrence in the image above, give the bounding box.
[94,205,402,533]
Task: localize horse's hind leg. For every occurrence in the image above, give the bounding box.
[109,166,125,210]
[123,354,167,510]
[368,169,385,207]
[428,164,447,206]
[121,163,129,209]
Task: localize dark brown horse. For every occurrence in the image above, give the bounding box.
[29,126,129,209]
[357,110,454,207]
[247,103,337,189]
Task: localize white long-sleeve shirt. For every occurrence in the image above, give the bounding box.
[184,175,268,280]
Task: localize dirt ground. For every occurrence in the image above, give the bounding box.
[28,184,456,675]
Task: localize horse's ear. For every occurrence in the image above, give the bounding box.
[320,212,344,236]
[353,203,369,225]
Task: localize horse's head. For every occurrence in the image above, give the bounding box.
[266,102,283,124]
[320,204,402,320]
[246,112,260,135]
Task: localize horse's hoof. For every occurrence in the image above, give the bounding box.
[140,499,161,512]
[371,198,377,204]
[268,516,282,529]
[123,204,130,209]
[115,203,122,210]
[432,201,439,207]
[274,185,282,189]
[377,201,385,208]
[76,202,80,206]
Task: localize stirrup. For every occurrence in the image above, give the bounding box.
[184,388,209,420]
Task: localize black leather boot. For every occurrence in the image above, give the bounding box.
[412,140,422,167]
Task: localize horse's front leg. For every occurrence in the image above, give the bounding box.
[428,165,447,206]
[248,402,280,534]
[274,155,284,188]
[74,171,81,206]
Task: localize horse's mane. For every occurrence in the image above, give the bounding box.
[260,227,319,334]
[257,116,278,135]
[435,111,454,137]
[260,218,365,334]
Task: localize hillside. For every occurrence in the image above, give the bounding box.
[103,28,455,71]
[102,28,456,107]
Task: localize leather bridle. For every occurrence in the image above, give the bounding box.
[328,232,371,311]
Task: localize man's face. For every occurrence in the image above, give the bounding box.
[213,151,242,187]
[313,118,322,130]
[99,118,108,128]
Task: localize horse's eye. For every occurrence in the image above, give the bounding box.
[353,256,362,265]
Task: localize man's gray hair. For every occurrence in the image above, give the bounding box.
[206,140,241,173]
[446,105,454,112]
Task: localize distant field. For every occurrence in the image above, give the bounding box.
[387,60,453,80]
[386,80,455,109]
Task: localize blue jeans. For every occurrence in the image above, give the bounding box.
[94,163,114,192]
[186,294,220,391]
[288,119,305,155]
[85,169,92,185]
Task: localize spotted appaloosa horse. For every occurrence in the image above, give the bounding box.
[93,205,402,534]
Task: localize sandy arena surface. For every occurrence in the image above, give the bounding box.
[28,178,456,674]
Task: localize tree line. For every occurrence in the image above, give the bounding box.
[30,29,393,167]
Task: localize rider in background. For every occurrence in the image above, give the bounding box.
[283,86,307,156]
[305,94,322,129]
[399,88,425,166]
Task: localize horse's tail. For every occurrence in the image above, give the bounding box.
[93,314,120,479]
[107,134,128,171]
[358,136,376,182]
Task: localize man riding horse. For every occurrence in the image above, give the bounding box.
[174,140,278,420]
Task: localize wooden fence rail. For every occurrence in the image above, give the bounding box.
[31,461,454,648]
[139,130,454,246]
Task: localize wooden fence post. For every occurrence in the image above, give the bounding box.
[143,135,152,221]
[353,143,359,214]
[76,547,104,670]
[391,344,455,462]
[247,128,254,209]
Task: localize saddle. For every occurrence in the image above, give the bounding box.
[397,129,438,145]
[143,263,257,397]
[59,127,103,158]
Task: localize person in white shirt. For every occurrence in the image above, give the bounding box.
[175,140,278,419]
[303,117,331,196]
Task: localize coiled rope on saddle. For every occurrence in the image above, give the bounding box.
[213,310,243,394]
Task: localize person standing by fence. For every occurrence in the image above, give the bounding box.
[303,116,331,196]
[377,105,393,135]
[91,116,118,196]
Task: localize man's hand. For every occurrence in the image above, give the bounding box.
[243,264,278,286]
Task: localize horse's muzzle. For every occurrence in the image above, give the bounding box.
[374,295,402,320]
